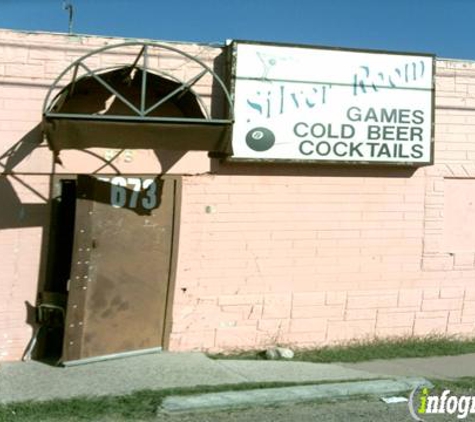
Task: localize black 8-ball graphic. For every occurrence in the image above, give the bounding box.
[245,127,275,152]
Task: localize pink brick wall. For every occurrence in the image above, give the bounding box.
[1,28,475,359]
[169,165,475,351]
[169,60,475,352]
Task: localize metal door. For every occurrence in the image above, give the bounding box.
[61,175,177,364]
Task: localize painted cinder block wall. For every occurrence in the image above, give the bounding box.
[1,29,475,360]
[170,59,475,351]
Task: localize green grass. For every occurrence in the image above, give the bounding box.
[4,377,475,421]
[0,380,374,422]
[431,377,475,391]
[208,335,475,363]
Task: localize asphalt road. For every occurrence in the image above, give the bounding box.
[95,397,464,422]
[27,396,468,421]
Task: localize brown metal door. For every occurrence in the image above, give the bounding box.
[62,175,177,363]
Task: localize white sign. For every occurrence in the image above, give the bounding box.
[230,42,434,165]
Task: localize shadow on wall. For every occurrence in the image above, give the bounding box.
[0,125,48,229]
[210,158,419,179]
[0,175,46,229]
[0,124,49,232]
[211,51,230,120]
[0,124,52,361]
[1,124,44,173]
[0,121,190,363]
[87,147,187,175]
[153,149,188,174]
[0,126,48,229]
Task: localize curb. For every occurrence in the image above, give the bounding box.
[159,377,433,414]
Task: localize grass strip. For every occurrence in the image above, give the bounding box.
[5,376,475,421]
[0,379,380,422]
[208,335,475,363]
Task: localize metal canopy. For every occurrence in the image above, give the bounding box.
[43,41,234,154]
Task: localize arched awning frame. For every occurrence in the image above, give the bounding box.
[43,41,234,124]
[42,41,235,153]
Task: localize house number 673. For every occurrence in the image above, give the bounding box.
[98,177,157,210]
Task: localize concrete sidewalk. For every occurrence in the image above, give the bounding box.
[341,353,475,380]
[0,352,380,404]
[0,352,473,405]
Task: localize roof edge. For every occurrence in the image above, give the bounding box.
[0,27,225,49]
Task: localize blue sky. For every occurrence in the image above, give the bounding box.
[0,0,474,59]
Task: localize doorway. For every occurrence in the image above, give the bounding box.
[40,175,180,364]
[34,179,77,363]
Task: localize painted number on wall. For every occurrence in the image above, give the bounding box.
[98,177,157,210]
